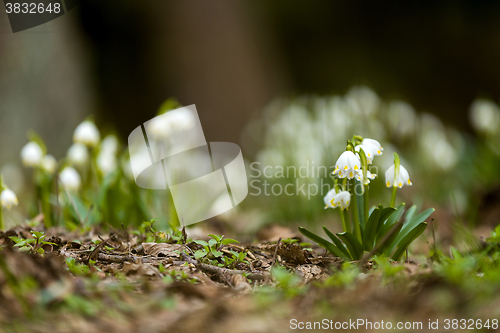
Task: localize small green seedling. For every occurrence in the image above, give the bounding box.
[9,230,56,255]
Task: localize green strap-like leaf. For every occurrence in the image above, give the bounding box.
[299,227,348,259]
[355,180,365,229]
[379,207,396,225]
[403,205,417,224]
[391,222,427,261]
[378,203,405,238]
[380,221,403,256]
[363,208,380,251]
[336,232,364,260]
[388,208,435,254]
[323,226,350,257]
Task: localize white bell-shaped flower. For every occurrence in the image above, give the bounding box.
[362,138,383,156]
[41,155,57,174]
[331,191,351,210]
[323,188,338,209]
[21,141,44,167]
[1,188,18,210]
[385,164,412,188]
[355,144,376,164]
[74,120,100,147]
[67,143,89,166]
[59,167,81,191]
[333,151,361,179]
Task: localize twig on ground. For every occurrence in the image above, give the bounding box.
[180,252,268,281]
[270,237,282,269]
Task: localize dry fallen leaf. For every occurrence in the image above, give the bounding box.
[142,243,183,258]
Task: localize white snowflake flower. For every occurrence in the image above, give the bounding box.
[333,151,362,179]
[331,191,351,210]
[385,164,412,188]
[323,188,338,209]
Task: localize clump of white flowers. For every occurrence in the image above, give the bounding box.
[301,135,432,262]
[21,141,44,167]
[73,120,100,147]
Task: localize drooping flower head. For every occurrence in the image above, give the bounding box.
[331,191,351,210]
[385,164,412,188]
[74,120,100,147]
[333,151,361,179]
[21,141,44,167]
[324,188,351,210]
[323,188,338,209]
[0,188,18,210]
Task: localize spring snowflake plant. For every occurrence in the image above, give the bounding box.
[299,136,434,261]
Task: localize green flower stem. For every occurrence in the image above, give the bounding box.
[391,153,401,208]
[339,208,349,233]
[168,190,179,228]
[364,185,369,224]
[352,189,362,242]
[0,208,4,231]
[390,186,397,208]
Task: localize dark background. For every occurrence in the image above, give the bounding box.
[77,0,500,142]
[1,0,500,164]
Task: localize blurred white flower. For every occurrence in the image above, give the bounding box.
[333,151,361,179]
[147,110,195,140]
[59,167,81,191]
[323,187,338,209]
[385,164,412,188]
[41,155,57,174]
[100,135,119,154]
[432,138,458,171]
[331,191,351,210]
[21,141,44,167]
[74,120,100,147]
[97,153,117,176]
[67,143,89,166]
[167,111,195,131]
[345,86,380,117]
[469,99,500,134]
[0,188,18,210]
[387,100,417,138]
